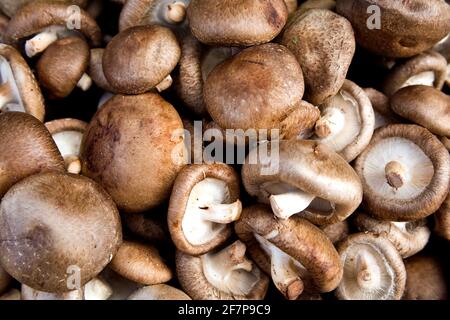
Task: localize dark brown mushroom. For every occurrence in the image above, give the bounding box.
[0,265,11,295]
[320,220,350,245]
[88,48,115,92]
[0,0,88,18]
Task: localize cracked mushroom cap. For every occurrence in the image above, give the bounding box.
[0,112,65,198]
[364,88,398,129]
[45,118,87,174]
[81,93,186,213]
[354,213,430,258]
[176,240,269,300]
[281,9,355,105]
[37,37,90,98]
[0,171,122,292]
[242,139,363,225]
[128,284,191,300]
[235,205,343,300]
[391,85,450,137]
[336,232,406,300]
[382,51,447,96]
[320,220,350,245]
[336,0,450,58]
[109,241,172,285]
[103,25,180,94]
[0,265,11,295]
[0,44,45,121]
[0,0,88,18]
[403,255,448,300]
[88,48,114,92]
[354,124,450,221]
[435,191,450,241]
[168,163,242,256]
[187,0,288,46]
[313,80,375,162]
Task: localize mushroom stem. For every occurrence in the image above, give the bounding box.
[356,253,380,290]
[0,82,14,109]
[25,29,59,57]
[199,199,242,223]
[65,155,81,174]
[269,191,315,220]
[77,73,93,91]
[165,2,187,24]
[385,161,406,189]
[315,107,346,138]
[155,75,173,92]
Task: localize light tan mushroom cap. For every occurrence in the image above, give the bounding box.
[128,284,191,300]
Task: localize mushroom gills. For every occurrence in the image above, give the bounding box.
[25,26,76,58]
[254,233,306,300]
[182,177,242,245]
[201,241,259,296]
[400,71,435,90]
[52,130,84,174]
[0,56,24,113]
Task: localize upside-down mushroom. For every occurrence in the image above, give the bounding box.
[128,284,191,300]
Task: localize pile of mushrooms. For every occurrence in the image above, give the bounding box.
[0,0,449,301]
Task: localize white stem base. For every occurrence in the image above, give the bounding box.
[155,75,173,92]
[77,73,93,91]
[315,107,346,139]
[200,200,242,223]
[166,2,187,24]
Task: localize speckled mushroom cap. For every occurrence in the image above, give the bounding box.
[128,284,191,300]
[336,232,406,300]
[88,48,114,92]
[313,80,375,162]
[0,0,88,17]
[355,124,450,221]
[391,85,450,137]
[354,213,430,258]
[281,9,355,105]
[0,266,11,295]
[81,93,186,213]
[168,163,242,256]
[0,44,45,121]
[382,51,448,96]
[103,25,180,95]
[242,139,362,225]
[176,240,269,300]
[320,220,350,245]
[0,171,122,293]
[235,205,343,300]
[187,0,288,46]
[336,0,450,58]
[109,241,172,285]
[435,191,450,241]
[37,37,90,98]
[403,255,448,300]
[363,88,398,129]
[0,112,65,198]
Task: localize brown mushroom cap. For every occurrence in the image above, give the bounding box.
[103,25,180,94]
[391,85,450,137]
[336,232,406,300]
[88,48,114,92]
[37,37,90,98]
[176,240,269,300]
[355,124,450,221]
[363,87,398,129]
[0,112,65,198]
[109,241,172,285]
[0,44,45,121]
[0,265,11,295]
[435,191,450,241]
[0,12,8,42]
[313,80,375,162]
[235,205,343,299]
[382,51,448,96]
[354,213,430,258]
[0,0,88,18]
[441,136,450,151]
[128,284,191,300]
[187,0,288,46]
[281,9,355,105]
[242,139,362,225]
[122,212,167,243]
[336,0,450,58]
[168,163,242,255]
[81,93,186,213]
[320,220,350,245]
[0,171,122,292]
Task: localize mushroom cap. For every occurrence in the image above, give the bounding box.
[0,44,45,121]
[354,213,430,258]
[122,212,167,243]
[0,265,11,295]
[109,241,172,285]
[390,85,450,137]
[0,112,65,198]
[441,136,450,151]
[187,0,288,46]
[5,1,101,46]
[363,87,398,129]
[435,191,450,241]
[313,79,375,162]
[382,51,448,96]
[128,284,191,300]
[403,255,448,300]
[204,43,306,133]
[168,163,240,255]
[103,25,181,95]
[0,12,8,42]
[0,0,88,18]
[242,139,363,225]
[235,204,343,293]
[0,171,122,292]
[81,93,186,213]
[281,9,355,105]
[320,220,350,245]
[336,232,406,300]
[336,0,450,58]
[354,124,450,221]
[297,0,336,14]
[37,37,90,98]
[88,48,114,92]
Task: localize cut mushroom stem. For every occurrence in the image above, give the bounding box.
[315,107,346,138]
[356,253,380,291]
[0,82,13,108]
[65,155,82,174]
[385,161,406,189]
[77,73,93,91]
[270,191,315,220]
[166,2,187,24]
[199,200,242,224]
[25,29,59,57]
[155,74,173,92]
